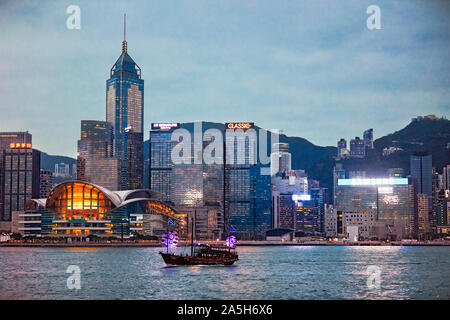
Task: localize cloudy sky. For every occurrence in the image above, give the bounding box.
[0,0,449,157]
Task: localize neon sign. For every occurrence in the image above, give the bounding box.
[151,123,180,130]
[338,178,408,186]
[292,194,311,201]
[225,122,254,130]
[9,143,32,149]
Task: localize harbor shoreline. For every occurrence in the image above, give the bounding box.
[1,240,450,247]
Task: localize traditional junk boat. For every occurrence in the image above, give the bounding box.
[159,219,238,266]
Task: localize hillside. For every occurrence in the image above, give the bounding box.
[335,116,450,191]
[42,116,450,194]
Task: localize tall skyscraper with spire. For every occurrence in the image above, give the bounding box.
[106,15,144,190]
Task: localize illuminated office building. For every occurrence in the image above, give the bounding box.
[310,187,327,234]
[443,165,450,191]
[0,132,33,224]
[417,193,431,239]
[293,197,318,235]
[149,123,179,203]
[224,123,271,239]
[149,122,225,240]
[77,120,118,190]
[335,177,417,238]
[1,144,40,221]
[106,21,144,190]
[333,164,346,205]
[39,169,53,198]
[388,168,404,178]
[436,190,449,226]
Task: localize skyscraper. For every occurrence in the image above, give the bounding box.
[335,177,417,238]
[106,16,144,190]
[77,120,119,190]
[224,122,271,239]
[1,144,40,221]
[0,132,34,225]
[39,169,53,199]
[149,123,179,203]
[363,128,374,150]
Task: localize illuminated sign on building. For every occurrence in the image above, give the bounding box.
[338,178,408,186]
[292,194,311,201]
[151,123,180,130]
[225,122,254,130]
[9,143,32,149]
[378,186,393,194]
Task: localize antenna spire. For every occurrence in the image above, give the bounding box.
[122,13,127,53]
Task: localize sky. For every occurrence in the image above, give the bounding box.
[0,0,449,158]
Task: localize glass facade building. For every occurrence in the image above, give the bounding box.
[1,145,40,221]
[335,178,417,237]
[106,37,144,190]
[0,132,33,222]
[410,153,432,198]
[149,124,179,203]
[77,120,119,190]
[224,125,271,239]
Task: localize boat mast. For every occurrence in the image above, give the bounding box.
[191,216,194,256]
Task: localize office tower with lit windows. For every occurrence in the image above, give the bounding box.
[417,193,431,239]
[1,145,40,221]
[335,177,417,238]
[39,169,53,199]
[333,163,346,205]
[310,187,327,234]
[224,123,271,239]
[77,120,118,190]
[154,122,225,240]
[149,123,179,203]
[106,21,144,190]
[293,197,318,235]
[0,132,34,224]
[436,190,449,226]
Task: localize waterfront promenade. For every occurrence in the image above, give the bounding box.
[1,240,449,247]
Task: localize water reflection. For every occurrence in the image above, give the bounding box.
[0,246,448,299]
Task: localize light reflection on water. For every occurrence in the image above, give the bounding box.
[0,246,449,300]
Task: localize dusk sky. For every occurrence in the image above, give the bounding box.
[0,0,449,157]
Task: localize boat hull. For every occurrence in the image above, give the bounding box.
[160,252,238,266]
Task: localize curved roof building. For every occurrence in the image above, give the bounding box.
[21,181,182,237]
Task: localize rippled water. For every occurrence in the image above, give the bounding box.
[0,246,449,299]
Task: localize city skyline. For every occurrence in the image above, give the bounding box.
[1,1,449,158]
